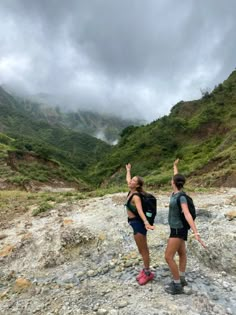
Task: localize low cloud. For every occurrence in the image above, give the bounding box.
[0,0,236,121]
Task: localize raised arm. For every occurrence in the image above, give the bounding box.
[126,163,132,185]
[173,158,179,175]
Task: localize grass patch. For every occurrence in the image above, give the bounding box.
[32,202,54,216]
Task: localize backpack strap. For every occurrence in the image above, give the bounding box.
[126,192,143,213]
[127,192,142,204]
[176,191,186,213]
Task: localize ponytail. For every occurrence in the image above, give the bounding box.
[173,174,186,190]
[136,176,144,192]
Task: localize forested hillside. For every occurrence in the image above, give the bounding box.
[0,70,236,191]
[90,70,236,188]
[8,90,138,144]
[0,87,111,190]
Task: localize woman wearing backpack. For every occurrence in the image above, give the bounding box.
[164,159,206,295]
[125,163,155,285]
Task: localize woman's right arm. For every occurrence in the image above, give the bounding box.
[181,203,207,248]
[133,195,155,230]
[173,158,179,175]
[126,163,131,184]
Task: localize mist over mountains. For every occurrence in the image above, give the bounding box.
[2,85,141,144]
[0,69,236,190]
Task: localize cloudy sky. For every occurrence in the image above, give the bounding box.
[0,0,236,121]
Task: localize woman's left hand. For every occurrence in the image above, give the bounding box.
[144,222,155,230]
[194,234,207,249]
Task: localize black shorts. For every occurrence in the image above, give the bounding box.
[170,227,188,241]
[128,217,147,236]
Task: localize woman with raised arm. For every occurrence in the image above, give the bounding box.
[164,159,206,295]
[124,163,155,285]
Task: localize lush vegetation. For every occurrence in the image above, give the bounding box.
[0,86,111,188]
[0,70,236,190]
[15,95,139,144]
[88,70,236,188]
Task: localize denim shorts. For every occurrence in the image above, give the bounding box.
[170,227,188,241]
[128,217,147,236]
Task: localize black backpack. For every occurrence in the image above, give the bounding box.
[126,192,157,225]
[176,192,196,229]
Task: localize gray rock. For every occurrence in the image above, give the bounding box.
[117,301,128,308]
[226,308,233,315]
[97,309,108,315]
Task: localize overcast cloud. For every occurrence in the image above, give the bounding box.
[0,0,236,121]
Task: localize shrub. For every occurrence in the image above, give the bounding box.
[32,202,53,216]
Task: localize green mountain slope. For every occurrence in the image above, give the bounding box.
[10,93,139,144]
[0,87,111,189]
[1,70,236,190]
[90,70,236,188]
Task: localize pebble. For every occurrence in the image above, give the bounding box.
[97,309,108,315]
[161,272,169,278]
[77,271,84,277]
[222,281,229,289]
[117,301,128,308]
[212,294,219,300]
[87,270,98,277]
[183,287,192,295]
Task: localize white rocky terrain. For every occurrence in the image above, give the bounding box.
[0,188,236,315]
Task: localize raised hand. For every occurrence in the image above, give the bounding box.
[173,159,179,175]
[126,163,131,172]
[174,159,179,166]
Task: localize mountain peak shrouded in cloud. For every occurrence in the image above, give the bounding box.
[0,0,236,122]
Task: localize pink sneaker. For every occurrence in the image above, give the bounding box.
[136,269,145,281]
[138,271,154,285]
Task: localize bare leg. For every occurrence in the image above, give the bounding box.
[134,233,150,269]
[165,238,182,280]
[177,240,187,273]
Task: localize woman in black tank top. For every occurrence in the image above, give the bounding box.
[125,163,155,285]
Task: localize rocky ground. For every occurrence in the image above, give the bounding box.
[0,188,236,315]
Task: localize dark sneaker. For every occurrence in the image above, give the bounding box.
[165,281,184,295]
[138,271,155,285]
[180,276,188,287]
